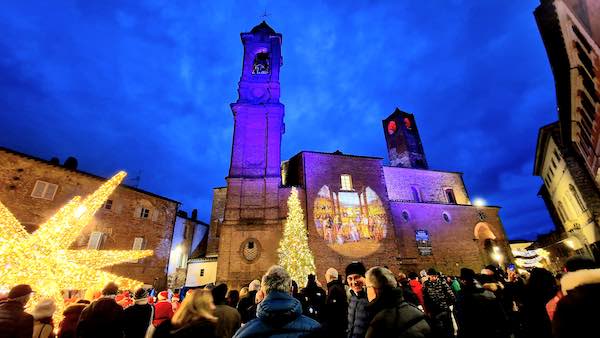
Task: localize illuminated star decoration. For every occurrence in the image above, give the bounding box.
[0,171,153,321]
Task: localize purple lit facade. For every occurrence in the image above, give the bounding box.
[210,22,511,286]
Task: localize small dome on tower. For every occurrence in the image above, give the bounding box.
[251,21,276,35]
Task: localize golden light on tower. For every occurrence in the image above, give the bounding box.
[0,171,153,321]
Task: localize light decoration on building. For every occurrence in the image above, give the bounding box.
[512,248,551,269]
[0,171,153,321]
[278,187,316,287]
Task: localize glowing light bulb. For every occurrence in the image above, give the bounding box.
[473,198,486,207]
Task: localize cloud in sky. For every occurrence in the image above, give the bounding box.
[0,0,557,239]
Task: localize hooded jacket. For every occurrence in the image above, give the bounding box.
[233,291,320,338]
[553,268,600,338]
[365,287,430,338]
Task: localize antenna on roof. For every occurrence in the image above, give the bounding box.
[260,9,271,20]
[129,170,142,188]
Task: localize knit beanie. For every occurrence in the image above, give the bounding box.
[345,262,367,277]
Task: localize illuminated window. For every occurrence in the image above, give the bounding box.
[569,184,586,212]
[87,231,104,250]
[411,186,421,202]
[130,237,144,263]
[31,180,58,200]
[252,52,270,74]
[340,174,353,191]
[140,208,150,219]
[445,189,456,204]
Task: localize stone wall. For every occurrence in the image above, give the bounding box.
[383,166,470,204]
[0,148,178,289]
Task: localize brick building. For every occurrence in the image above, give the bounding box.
[0,146,179,289]
[208,22,511,288]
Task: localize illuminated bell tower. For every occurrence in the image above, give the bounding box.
[382,108,428,169]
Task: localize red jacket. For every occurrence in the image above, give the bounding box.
[152,301,173,327]
[409,279,425,306]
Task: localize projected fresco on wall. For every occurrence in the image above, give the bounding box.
[314,185,388,257]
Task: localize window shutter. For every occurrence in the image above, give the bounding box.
[87,231,104,249]
[31,181,47,198]
[131,237,144,263]
[115,202,123,214]
[134,206,142,218]
[43,183,58,200]
[151,210,159,222]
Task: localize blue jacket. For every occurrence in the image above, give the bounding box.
[347,289,370,338]
[233,291,321,338]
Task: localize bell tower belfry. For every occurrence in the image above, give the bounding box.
[217,22,285,285]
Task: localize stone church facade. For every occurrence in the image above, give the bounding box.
[208,22,511,287]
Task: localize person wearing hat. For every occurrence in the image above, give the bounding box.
[76,282,124,338]
[123,288,154,338]
[345,262,371,338]
[0,284,34,338]
[423,268,455,338]
[152,291,174,327]
[31,298,57,338]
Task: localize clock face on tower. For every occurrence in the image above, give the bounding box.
[387,120,397,135]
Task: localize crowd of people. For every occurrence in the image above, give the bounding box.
[0,256,599,338]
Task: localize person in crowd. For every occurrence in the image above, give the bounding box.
[454,268,509,338]
[244,288,264,325]
[545,273,562,321]
[58,301,88,338]
[153,291,174,327]
[233,265,320,338]
[171,294,181,313]
[212,284,241,338]
[422,268,455,338]
[123,288,154,338]
[31,298,57,338]
[152,289,217,338]
[239,287,249,301]
[117,291,134,309]
[364,266,431,338]
[448,276,461,295]
[322,268,348,337]
[0,284,34,338]
[397,272,420,307]
[346,262,370,338]
[76,282,124,338]
[407,272,424,308]
[519,268,555,338]
[226,290,240,309]
[299,274,326,322]
[552,257,600,338]
[237,280,260,324]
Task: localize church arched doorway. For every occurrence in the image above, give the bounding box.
[474,222,500,267]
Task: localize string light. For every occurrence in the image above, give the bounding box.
[0,171,153,322]
[278,187,316,287]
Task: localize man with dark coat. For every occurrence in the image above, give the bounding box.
[422,268,455,338]
[122,288,154,338]
[552,258,600,338]
[364,267,431,338]
[321,268,348,338]
[237,280,260,324]
[212,283,241,338]
[0,284,34,338]
[455,268,509,338]
[233,265,320,338]
[76,282,124,338]
[346,262,370,338]
[397,273,421,307]
[299,274,326,322]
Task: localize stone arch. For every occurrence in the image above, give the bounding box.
[474,222,498,267]
[474,222,497,240]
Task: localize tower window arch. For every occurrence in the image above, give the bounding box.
[556,201,567,223]
[569,184,586,212]
[252,52,270,74]
[411,186,422,202]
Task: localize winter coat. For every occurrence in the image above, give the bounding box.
[58,304,87,338]
[153,301,174,327]
[33,319,55,338]
[408,280,424,307]
[422,279,454,315]
[152,318,217,338]
[322,280,348,337]
[0,299,34,338]
[233,291,321,338]
[553,268,600,338]
[213,303,241,338]
[398,280,420,307]
[346,289,370,338]
[455,282,510,338]
[123,302,154,338]
[365,287,431,338]
[298,283,326,322]
[76,297,124,338]
[237,290,257,324]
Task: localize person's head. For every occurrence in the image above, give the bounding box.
[408,272,419,280]
[8,284,33,305]
[171,289,216,327]
[255,289,265,304]
[427,268,439,281]
[460,268,476,284]
[345,262,366,293]
[157,291,169,301]
[211,283,228,305]
[262,265,292,295]
[239,287,249,299]
[249,280,261,292]
[101,282,119,297]
[325,268,339,283]
[565,256,598,272]
[306,273,317,287]
[133,288,149,305]
[365,266,398,302]
[226,289,239,307]
[31,298,56,320]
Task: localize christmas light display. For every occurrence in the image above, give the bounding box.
[278,187,316,287]
[0,171,153,321]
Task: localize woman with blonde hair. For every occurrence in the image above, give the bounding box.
[152,289,217,338]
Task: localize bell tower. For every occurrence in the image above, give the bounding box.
[382,108,428,169]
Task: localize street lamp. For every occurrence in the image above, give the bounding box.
[473,198,486,207]
[491,246,504,267]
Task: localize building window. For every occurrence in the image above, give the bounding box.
[411,186,421,202]
[558,201,569,221]
[569,184,586,212]
[200,269,205,277]
[252,52,270,74]
[445,189,456,204]
[551,159,558,170]
[340,174,353,191]
[140,208,150,219]
[401,210,410,222]
[548,166,555,176]
[241,238,261,262]
[87,231,104,250]
[31,180,58,200]
[545,173,553,184]
[442,212,451,223]
[102,200,113,210]
[553,149,561,161]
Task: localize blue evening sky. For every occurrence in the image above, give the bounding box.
[0,0,557,240]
